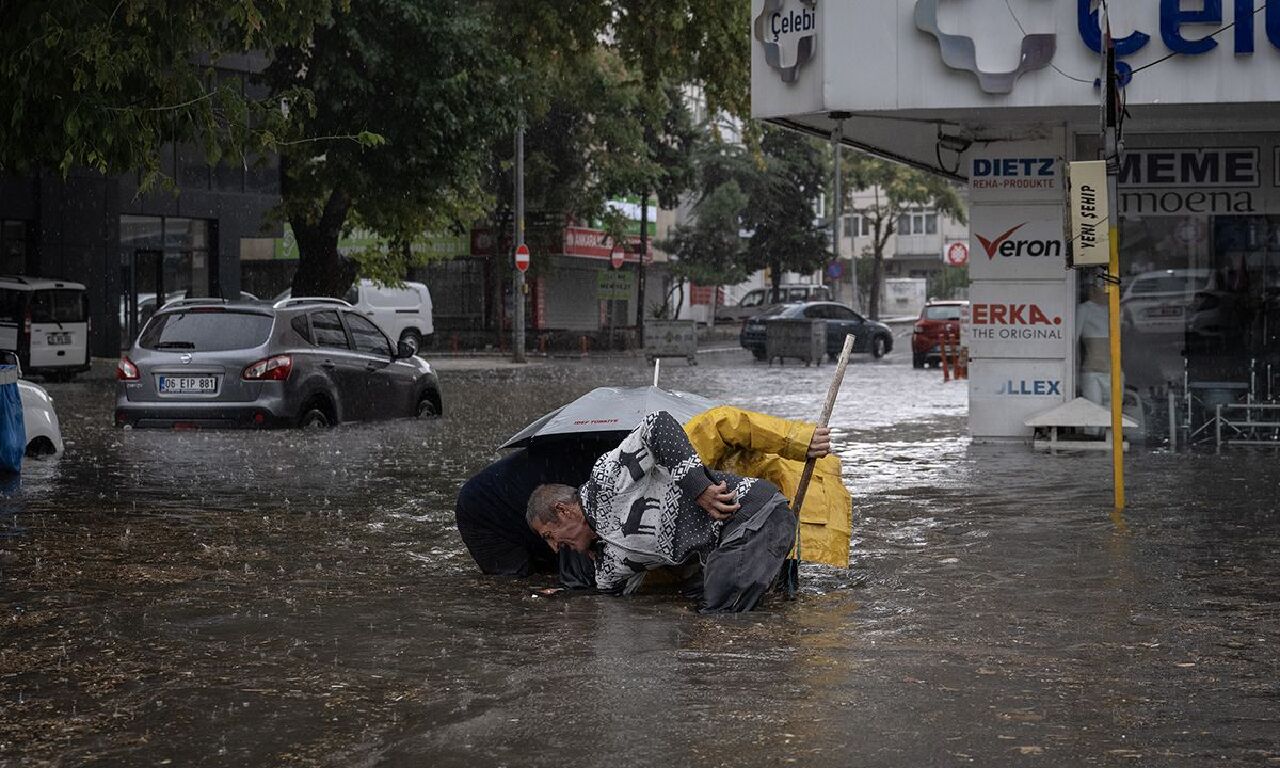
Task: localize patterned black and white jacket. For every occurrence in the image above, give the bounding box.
[579,410,780,593]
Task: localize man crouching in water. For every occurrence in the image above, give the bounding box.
[525,410,797,613]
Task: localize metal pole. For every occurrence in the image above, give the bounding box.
[637,193,647,348]
[1215,403,1223,451]
[513,118,527,364]
[830,114,853,309]
[1101,4,1125,511]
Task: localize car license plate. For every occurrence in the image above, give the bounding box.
[158,376,218,394]
[46,332,71,345]
[1148,306,1182,317]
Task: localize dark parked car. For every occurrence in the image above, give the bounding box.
[739,301,894,361]
[911,300,968,368]
[115,298,443,428]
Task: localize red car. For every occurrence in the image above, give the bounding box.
[912,300,967,369]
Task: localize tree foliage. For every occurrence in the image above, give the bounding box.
[2,0,751,299]
[0,0,335,187]
[842,152,967,319]
[661,126,829,300]
[266,0,518,295]
[744,128,830,296]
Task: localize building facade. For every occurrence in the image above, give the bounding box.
[753,0,1280,444]
[0,55,282,356]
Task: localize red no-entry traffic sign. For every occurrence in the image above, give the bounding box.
[610,245,624,270]
[514,243,530,272]
[944,241,969,267]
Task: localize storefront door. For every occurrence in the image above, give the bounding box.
[119,216,211,348]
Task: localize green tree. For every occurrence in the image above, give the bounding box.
[843,153,967,319]
[655,139,753,307]
[0,0,334,186]
[744,127,830,299]
[266,0,517,296]
[657,126,829,318]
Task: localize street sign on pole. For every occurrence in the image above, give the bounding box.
[610,245,624,270]
[943,241,969,267]
[515,243,530,273]
[1068,160,1110,267]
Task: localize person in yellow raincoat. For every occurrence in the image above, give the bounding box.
[684,405,852,569]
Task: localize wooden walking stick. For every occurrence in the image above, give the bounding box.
[788,333,856,594]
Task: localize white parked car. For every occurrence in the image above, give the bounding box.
[0,275,91,381]
[1,352,64,457]
[275,279,434,354]
[1120,268,1216,335]
[19,378,64,456]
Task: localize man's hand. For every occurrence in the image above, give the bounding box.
[807,427,832,459]
[696,481,740,521]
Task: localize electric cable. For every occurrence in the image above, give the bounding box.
[1003,0,1094,84]
[1128,2,1266,75]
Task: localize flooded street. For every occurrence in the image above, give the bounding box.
[3,348,1279,766]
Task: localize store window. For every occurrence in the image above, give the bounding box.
[1078,212,1280,446]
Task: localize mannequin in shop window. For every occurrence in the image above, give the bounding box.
[1077,281,1122,406]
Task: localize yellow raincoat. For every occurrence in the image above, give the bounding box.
[683,405,852,568]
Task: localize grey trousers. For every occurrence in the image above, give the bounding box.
[699,494,796,613]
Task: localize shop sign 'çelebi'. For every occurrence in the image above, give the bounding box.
[754,0,818,83]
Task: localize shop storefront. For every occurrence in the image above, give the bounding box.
[752,0,1280,444]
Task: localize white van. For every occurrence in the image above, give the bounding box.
[276,279,434,354]
[0,276,91,381]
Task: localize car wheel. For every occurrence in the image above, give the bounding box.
[298,402,333,429]
[416,391,441,418]
[872,336,887,359]
[399,329,422,356]
[912,353,926,369]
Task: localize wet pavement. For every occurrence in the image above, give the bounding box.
[2,345,1279,766]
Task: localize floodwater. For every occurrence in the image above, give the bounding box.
[3,346,1279,766]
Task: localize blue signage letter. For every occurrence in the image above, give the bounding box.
[1078,0,1151,54]
[1268,0,1280,49]
[1161,0,1223,55]
[1236,0,1255,53]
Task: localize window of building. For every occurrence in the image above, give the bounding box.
[897,209,939,236]
[844,215,872,238]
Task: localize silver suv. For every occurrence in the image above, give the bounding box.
[114,298,443,429]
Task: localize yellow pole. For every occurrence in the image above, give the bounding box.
[1101,6,1126,514]
[1107,226,1125,512]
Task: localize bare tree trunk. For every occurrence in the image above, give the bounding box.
[290,189,356,298]
[869,250,885,320]
[770,257,782,302]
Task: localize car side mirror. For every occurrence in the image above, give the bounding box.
[396,340,415,359]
